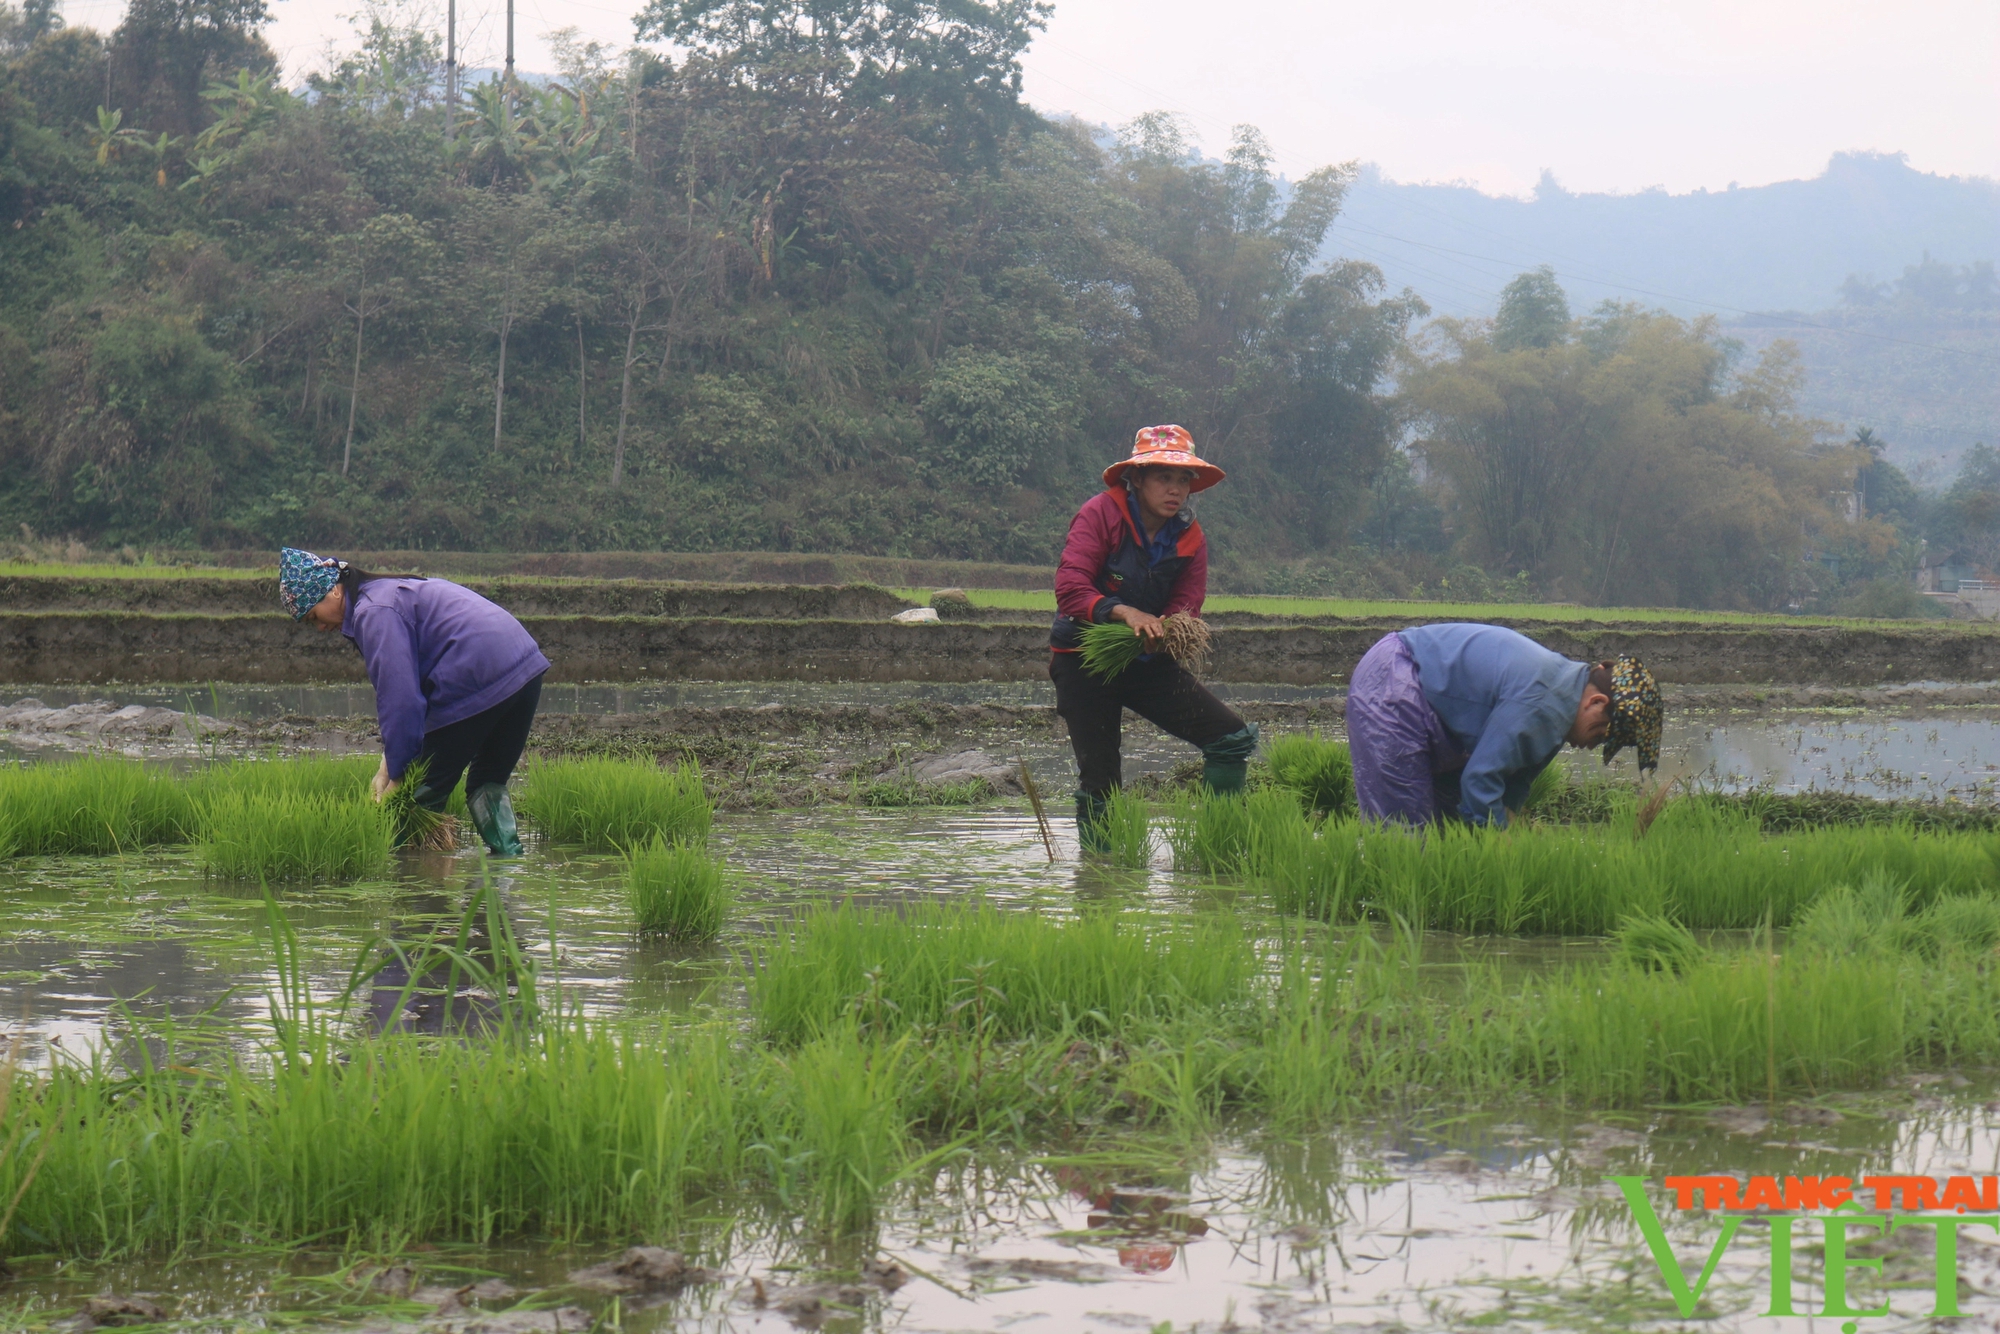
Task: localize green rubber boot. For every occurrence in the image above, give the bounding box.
[1075,790,1112,855]
[1200,724,1260,797]
[467,783,523,857]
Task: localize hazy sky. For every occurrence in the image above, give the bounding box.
[50,0,2000,196]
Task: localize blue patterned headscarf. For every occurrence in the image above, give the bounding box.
[279,547,344,620]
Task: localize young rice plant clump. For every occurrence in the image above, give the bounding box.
[198,790,395,882]
[1088,788,1154,868]
[515,757,711,850]
[1264,733,1353,817]
[0,756,197,856]
[625,836,733,941]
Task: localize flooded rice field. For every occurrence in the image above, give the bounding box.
[8,683,2000,1330]
[14,1093,2000,1333]
[2,802,2000,1330]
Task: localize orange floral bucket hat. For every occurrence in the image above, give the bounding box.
[1102,424,1226,493]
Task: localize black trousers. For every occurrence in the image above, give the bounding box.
[414,674,543,810]
[1049,652,1246,795]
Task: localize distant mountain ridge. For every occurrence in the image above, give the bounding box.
[1328,152,2000,471]
[1329,151,2000,318]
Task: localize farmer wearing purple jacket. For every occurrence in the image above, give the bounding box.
[279,548,549,855]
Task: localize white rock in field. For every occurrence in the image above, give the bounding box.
[890,606,939,624]
[874,748,1022,793]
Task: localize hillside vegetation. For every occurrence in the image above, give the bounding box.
[0,0,1991,613]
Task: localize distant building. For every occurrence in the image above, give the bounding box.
[1919,549,2000,618]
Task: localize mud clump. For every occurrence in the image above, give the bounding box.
[73,1296,167,1329]
[567,1247,719,1294]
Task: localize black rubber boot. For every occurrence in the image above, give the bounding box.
[467,783,523,856]
[1200,724,1260,796]
[1075,790,1112,854]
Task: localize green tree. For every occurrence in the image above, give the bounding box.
[1405,303,1857,608]
[108,0,272,136]
[1491,265,1570,351]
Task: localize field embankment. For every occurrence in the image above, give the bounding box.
[172,548,1054,589]
[6,608,2000,685]
[0,575,915,619]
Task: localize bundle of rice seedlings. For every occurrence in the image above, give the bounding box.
[625,835,732,941]
[382,765,459,852]
[1078,612,1212,682]
[1160,612,1212,675]
[1079,620,1146,681]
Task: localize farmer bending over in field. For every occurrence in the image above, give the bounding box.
[1345,623,1661,827]
[1049,425,1259,847]
[280,548,550,856]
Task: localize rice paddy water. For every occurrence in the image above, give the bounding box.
[6,721,2000,1329]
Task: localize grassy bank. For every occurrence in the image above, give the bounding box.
[902,586,1915,628]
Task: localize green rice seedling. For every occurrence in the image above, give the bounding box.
[1087,788,1153,867]
[858,777,989,807]
[26,889,2000,1259]
[379,761,458,851]
[198,790,395,882]
[0,756,197,855]
[1906,894,2000,957]
[749,901,1255,1044]
[624,836,732,941]
[739,1024,919,1229]
[188,754,379,805]
[1078,618,1146,681]
[1260,799,2000,934]
[1078,614,1209,681]
[1611,913,1706,974]
[1264,733,1353,816]
[1523,761,1568,813]
[1789,873,1906,956]
[1166,786,1298,875]
[515,757,710,849]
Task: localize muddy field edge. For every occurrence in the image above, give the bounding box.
[6,611,1997,685]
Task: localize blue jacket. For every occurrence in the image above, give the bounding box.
[1396,624,1589,826]
[341,578,551,780]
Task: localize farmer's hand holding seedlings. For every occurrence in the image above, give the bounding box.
[372,755,397,803]
[1110,604,1166,650]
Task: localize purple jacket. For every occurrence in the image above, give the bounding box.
[341,578,550,779]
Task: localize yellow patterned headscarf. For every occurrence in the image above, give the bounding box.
[1601,655,1662,772]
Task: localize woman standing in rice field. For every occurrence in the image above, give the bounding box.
[1049,426,1260,848]
[279,548,550,856]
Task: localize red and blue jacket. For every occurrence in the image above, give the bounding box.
[1050,489,1208,651]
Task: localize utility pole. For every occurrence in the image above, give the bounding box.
[443,0,457,142]
[504,0,515,112]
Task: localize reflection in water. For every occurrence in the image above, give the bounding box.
[1672,714,2000,800]
[364,874,531,1037]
